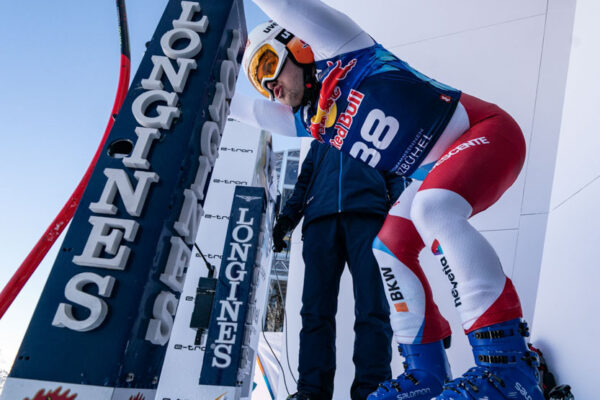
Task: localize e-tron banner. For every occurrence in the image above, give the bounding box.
[3,0,246,398]
[199,186,266,388]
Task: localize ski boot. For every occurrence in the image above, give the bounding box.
[367,337,452,400]
[434,319,544,399]
[548,385,574,400]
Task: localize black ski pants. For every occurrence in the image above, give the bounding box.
[297,213,392,400]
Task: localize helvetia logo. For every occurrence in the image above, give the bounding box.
[25,387,77,400]
[431,239,462,307]
[431,239,443,256]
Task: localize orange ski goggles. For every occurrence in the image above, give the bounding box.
[248,44,286,99]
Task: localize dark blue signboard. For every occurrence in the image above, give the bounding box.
[9,0,247,391]
[200,186,266,387]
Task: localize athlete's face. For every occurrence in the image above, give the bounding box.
[266,59,304,107]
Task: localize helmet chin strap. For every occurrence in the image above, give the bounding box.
[283,51,319,112]
[292,60,320,113]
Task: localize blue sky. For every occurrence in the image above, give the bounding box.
[0,0,298,372]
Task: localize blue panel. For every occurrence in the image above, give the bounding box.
[200,186,266,387]
[372,237,395,258]
[10,0,247,389]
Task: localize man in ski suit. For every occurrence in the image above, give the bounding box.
[271,140,406,400]
[230,0,545,399]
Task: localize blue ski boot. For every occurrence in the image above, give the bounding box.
[434,319,544,399]
[367,337,452,400]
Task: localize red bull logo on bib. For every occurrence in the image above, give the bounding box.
[310,58,357,141]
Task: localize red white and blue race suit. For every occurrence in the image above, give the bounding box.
[232,0,525,346]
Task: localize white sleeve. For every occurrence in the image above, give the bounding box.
[253,0,374,60]
[229,92,298,137]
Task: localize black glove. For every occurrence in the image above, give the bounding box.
[272,215,293,253]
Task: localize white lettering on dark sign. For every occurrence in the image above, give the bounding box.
[211,208,254,367]
[52,1,242,345]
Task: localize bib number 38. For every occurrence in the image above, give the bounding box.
[349,109,399,168]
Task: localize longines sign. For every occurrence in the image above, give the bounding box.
[4,0,247,397]
[200,186,265,387]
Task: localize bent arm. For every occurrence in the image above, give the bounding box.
[253,0,374,60]
[229,92,298,137]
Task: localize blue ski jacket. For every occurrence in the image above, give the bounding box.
[281,140,408,230]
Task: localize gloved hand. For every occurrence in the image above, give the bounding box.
[272,215,293,253]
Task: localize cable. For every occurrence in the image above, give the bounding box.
[194,243,215,278]
[261,329,291,396]
[257,189,297,394]
[270,179,298,385]
[273,260,298,385]
[259,251,297,396]
[0,0,131,320]
[260,260,295,395]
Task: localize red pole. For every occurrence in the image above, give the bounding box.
[0,1,131,319]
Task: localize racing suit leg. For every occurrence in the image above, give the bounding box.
[370,183,452,400]
[373,181,452,344]
[413,94,541,399]
[412,93,526,332]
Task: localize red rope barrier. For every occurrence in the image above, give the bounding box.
[0,1,131,319]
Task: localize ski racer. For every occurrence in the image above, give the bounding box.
[230,1,545,399]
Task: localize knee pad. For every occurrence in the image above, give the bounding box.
[410,188,472,240]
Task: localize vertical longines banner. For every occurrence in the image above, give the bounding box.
[2,1,247,399]
[199,186,266,398]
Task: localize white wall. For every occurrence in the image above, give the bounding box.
[157,121,264,399]
[275,1,579,399]
[532,0,600,397]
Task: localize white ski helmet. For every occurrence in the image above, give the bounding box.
[242,21,315,100]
